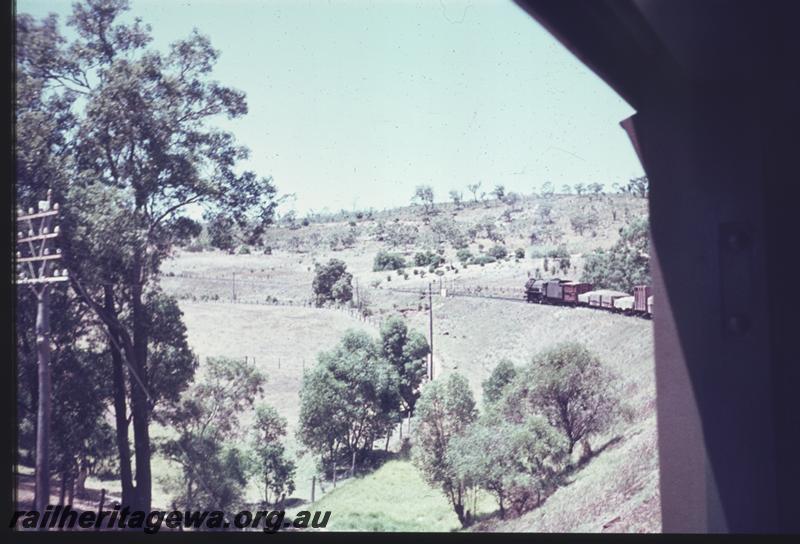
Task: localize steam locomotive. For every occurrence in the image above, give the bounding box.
[524,278,653,318]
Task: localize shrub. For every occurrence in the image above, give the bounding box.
[581,217,650,292]
[470,255,496,266]
[487,245,508,260]
[373,251,407,272]
[237,245,251,255]
[414,252,431,267]
[482,359,517,406]
[312,259,353,306]
[414,250,444,268]
[456,249,473,264]
[514,248,525,259]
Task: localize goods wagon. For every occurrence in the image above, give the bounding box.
[634,285,652,314]
[562,281,593,304]
[613,295,635,313]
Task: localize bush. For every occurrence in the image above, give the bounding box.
[470,255,496,266]
[581,217,650,292]
[514,248,525,259]
[456,249,473,264]
[482,360,517,406]
[312,259,353,306]
[414,250,444,268]
[373,251,407,272]
[487,245,508,260]
[237,245,251,255]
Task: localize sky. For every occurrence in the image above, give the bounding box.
[18,0,645,216]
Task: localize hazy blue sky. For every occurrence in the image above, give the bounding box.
[19,0,644,215]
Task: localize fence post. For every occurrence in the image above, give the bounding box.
[311,476,316,503]
[96,489,106,531]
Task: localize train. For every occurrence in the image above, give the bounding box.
[524,278,653,318]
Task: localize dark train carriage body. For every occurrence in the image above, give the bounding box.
[543,279,566,302]
[634,285,652,314]
[562,281,592,304]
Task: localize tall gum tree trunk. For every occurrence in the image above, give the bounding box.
[130,277,152,511]
[104,285,135,506]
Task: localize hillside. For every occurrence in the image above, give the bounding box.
[154,191,658,532]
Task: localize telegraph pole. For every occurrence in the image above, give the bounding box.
[428,282,434,380]
[15,190,68,518]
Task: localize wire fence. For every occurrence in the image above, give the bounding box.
[161,271,384,328]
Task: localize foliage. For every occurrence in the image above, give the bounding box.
[414,250,444,268]
[501,342,621,455]
[514,247,525,259]
[373,250,406,272]
[622,175,649,198]
[481,359,517,405]
[570,208,600,236]
[412,185,435,215]
[249,404,296,506]
[17,0,278,510]
[430,218,468,249]
[297,331,401,474]
[587,182,605,195]
[536,201,553,224]
[412,373,478,527]
[160,357,265,512]
[466,182,482,203]
[384,222,419,248]
[448,411,567,518]
[312,259,353,306]
[529,223,563,245]
[173,217,203,246]
[456,249,473,264]
[581,217,650,292]
[470,255,496,266]
[491,184,506,201]
[448,189,463,209]
[487,244,508,260]
[378,316,430,417]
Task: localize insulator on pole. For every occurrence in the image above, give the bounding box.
[18,231,23,238]
[44,248,50,256]
[53,203,60,211]
[53,269,60,277]
[54,226,60,234]
[17,208,23,216]
[16,251,21,259]
[56,248,62,254]
[28,207,34,215]
[43,227,49,235]
[28,229,34,237]
[62,269,69,277]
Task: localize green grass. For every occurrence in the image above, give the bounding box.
[308,459,495,532]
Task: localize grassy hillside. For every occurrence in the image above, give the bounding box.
[155,192,659,531]
[307,459,496,532]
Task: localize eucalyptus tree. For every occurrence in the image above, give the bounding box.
[16,0,278,510]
